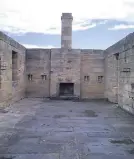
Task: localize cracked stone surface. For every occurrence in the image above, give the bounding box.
[0,98,134,158]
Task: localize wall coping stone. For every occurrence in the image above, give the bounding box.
[0,31,26,51]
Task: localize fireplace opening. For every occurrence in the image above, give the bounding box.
[59,83,74,96]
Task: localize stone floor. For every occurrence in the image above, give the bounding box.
[0,98,134,159]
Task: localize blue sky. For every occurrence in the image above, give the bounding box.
[1,0,134,49]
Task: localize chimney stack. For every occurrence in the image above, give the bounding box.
[61,13,73,49]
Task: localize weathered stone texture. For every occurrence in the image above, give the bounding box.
[0,32,26,107]
[104,53,118,103]
[50,48,81,97]
[61,13,73,49]
[81,49,104,98]
[105,32,134,114]
[25,48,105,99]
[26,49,51,97]
[1,99,134,158]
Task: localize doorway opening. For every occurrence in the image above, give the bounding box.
[12,51,18,81]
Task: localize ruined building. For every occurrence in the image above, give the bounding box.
[0,13,134,115]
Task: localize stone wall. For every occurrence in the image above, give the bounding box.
[105,32,134,114]
[25,48,105,99]
[81,49,104,99]
[50,48,81,98]
[104,53,118,103]
[0,31,26,107]
[26,49,51,97]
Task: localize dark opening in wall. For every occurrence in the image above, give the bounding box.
[131,83,134,90]
[98,76,103,83]
[130,83,134,99]
[59,83,74,96]
[12,51,18,81]
[28,74,33,81]
[124,52,127,62]
[84,76,90,81]
[41,74,47,80]
[114,53,119,60]
[122,68,131,73]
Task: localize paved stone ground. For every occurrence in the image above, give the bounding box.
[0,98,134,159]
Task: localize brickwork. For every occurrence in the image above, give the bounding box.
[104,53,118,103]
[0,32,26,107]
[50,48,81,97]
[61,13,73,49]
[26,49,51,97]
[105,32,134,114]
[81,49,104,98]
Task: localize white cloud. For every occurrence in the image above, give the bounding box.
[73,22,97,31]
[0,0,134,34]
[23,44,56,48]
[108,24,134,30]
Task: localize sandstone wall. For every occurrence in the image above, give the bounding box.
[26,48,105,99]
[50,48,81,97]
[104,53,118,103]
[61,13,73,49]
[26,49,51,97]
[0,31,26,107]
[105,32,134,114]
[81,49,104,99]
